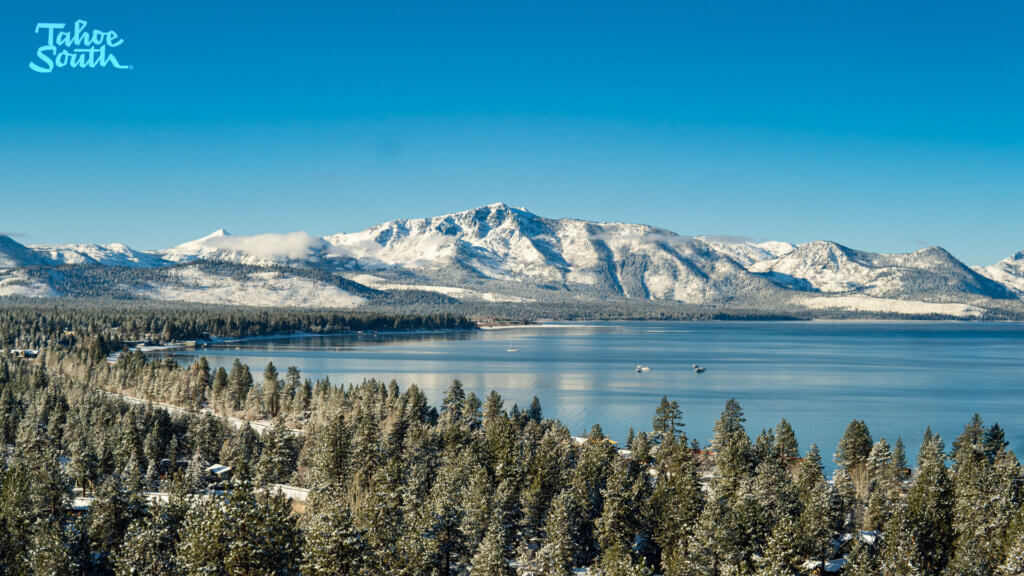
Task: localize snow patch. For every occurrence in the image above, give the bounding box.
[0,270,58,297]
[348,273,529,303]
[136,268,364,308]
[797,294,984,318]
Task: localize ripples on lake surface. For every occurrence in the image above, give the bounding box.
[158,321,1024,468]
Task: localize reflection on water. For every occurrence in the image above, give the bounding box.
[155,321,1024,469]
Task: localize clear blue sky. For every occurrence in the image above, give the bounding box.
[2,1,1022,264]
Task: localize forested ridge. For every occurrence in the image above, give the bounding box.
[1,307,1022,576]
[0,301,475,350]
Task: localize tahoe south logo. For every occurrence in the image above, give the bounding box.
[30,20,132,73]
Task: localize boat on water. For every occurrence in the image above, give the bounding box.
[635,365,652,373]
[506,348,520,352]
[694,365,706,374]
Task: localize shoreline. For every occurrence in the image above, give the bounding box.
[136,326,479,352]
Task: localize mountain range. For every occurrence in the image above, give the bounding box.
[2,203,1022,319]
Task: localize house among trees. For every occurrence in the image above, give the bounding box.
[205,463,233,481]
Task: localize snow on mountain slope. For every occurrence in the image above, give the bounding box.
[3,205,1023,313]
[0,269,58,297]
[348,273,530,303]
[135,267,365,308]
[0,236,48,267]
[161,230,329,266]
[33,243,166,268]
[750,241,1009,301]
[698,236,797,266]
[757,241,799,258]
[324,203,780,303]
[978,251,1024,295]
[796,294,985,318]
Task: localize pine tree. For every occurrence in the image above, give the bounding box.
[302,490,369,576]
[796,480,841,567]
[710,400,753,495]
[112,503,181,576]
[750,449,799,531]
[571,424,617,565]
[945,537,994,576]
[351,462,406,574]
[596,458,643,573]
[256,419,297,485]
[228,360,253,411]
[653,397,684,444]
[211,366,228,403]
[412,449,469,576]
[88,474,145,571]
[711,399,746,454]
[756,515,800,576]
[483,390,505,423]
[905,434,952,576]
[0,385,21,445]
[471,520,514,576]
[893,437,908,479]
[301,414,350,488]
[998,531,1024,576]
[264,362,281,417]
[28,518,80,576]
[461,466,495,552]
[439,380,466,428]
[794,444,825,501]
[665,506,721,576]
[952,414,986,460]
[525,396,543,424]
[984,423,1009,459]
[865,439,898,531]
[878,508,924,576]
[835,420,873,497]
[176,486,299,576]
[220,422,260,482]
[536,489,582,576]
[844,538,880,576]
[831,465,857,523]
[950,425,1002,570]
[774,419,799,461]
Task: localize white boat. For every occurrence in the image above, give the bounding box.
[506,348,519,352]
[635,365,652,373]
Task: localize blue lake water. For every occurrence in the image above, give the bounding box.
[157,321,1024,467]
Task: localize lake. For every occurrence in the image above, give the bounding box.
[156,321,1024,468]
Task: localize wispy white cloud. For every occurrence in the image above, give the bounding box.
[198,231,326,260]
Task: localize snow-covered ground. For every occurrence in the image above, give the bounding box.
[0,270,58,297]
[135,268,365,308]
[796,294,985,318]
[348,273,530,303]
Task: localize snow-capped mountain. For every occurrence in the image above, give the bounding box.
[0,236,47,267]
[321,203,781,303]
[161,229,330,266]
[696,236,796,267]
[33,243,167,268]
[1,204,1022,317]
[978,250,1024,296]
[749,241,1010,300]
